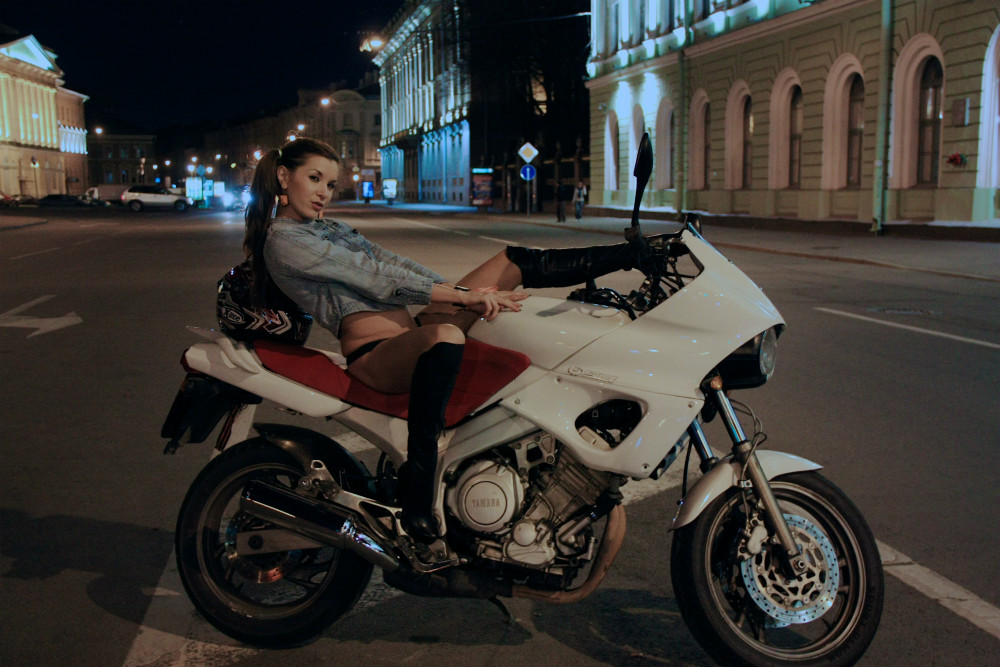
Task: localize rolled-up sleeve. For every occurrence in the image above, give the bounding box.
[265,225,437,305]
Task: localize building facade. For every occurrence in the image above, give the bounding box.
[374,1,470,204]
[202,80,382,199]
[86,130,157,193]
[0,32,88,197]
[587,0,1000,227]
[373,1,592,208]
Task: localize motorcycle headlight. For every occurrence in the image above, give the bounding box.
[716,326,781,389]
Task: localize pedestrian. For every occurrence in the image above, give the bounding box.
[242,137,648,541]
[573,180,587,220]
[555,180,567,222]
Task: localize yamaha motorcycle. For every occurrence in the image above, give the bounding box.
[162,134,883,666]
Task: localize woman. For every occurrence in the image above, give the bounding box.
[572,181,587,220]
[244,138,639,541]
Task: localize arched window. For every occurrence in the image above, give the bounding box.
[742,97,754,189]
[917,58,943,185]
[655,98,674,190]
[689,89,710,190]
[605,111,620,191]
[725,81,751,190]
[847,74,865,188]
[890,34,945,189]
[789,87,803,188]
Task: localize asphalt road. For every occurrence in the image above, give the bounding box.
[1,204,998,666]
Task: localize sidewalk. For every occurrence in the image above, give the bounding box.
[343,199,1000,283]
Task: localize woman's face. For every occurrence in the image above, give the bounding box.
[277,155,340,221]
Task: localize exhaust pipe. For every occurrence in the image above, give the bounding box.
[240,480,399,572]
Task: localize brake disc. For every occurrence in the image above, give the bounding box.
[739,513,840,626]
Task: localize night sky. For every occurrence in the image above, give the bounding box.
[3,1,404,133]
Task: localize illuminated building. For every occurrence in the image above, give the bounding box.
[203,77,382,199]
[0,29,88,197]
[588,0,1000,228]
[370,1,591,208]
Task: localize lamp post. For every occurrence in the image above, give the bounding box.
[30,156,40,197]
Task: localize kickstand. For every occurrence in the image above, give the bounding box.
[488,596,514,624]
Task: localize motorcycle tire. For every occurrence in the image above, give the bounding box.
[671,471,883,667]
[175,438,374,647]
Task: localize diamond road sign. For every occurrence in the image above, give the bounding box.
[518,142,538,163]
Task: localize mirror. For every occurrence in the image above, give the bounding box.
[683,211,703,235]
[630,132,653,229]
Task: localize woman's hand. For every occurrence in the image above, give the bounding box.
[463,288,529,321]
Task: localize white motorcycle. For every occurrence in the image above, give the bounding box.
[162,135,883,667]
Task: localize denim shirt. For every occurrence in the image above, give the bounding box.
[263,217,446,336]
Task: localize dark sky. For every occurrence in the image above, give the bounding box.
[4,1,404,132]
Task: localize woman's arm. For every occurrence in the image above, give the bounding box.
[429,283,529,321]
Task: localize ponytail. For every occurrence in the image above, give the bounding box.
[242,137,340,304]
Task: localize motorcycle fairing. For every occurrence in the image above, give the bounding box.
[556,231,785,401]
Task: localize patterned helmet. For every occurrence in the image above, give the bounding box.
[216,261,312,345]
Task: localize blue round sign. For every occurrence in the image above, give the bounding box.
[519,164,536,181]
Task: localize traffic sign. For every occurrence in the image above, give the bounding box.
[518,142,539,164]
[519,164,536,181]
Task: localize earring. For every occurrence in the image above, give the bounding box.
[278,193,288,206]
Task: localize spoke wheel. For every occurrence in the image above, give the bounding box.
[671,471,883,667]
[175,439,373,647]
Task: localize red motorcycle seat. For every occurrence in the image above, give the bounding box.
[253,338,531,427]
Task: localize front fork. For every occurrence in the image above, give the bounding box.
[690,377,808,575]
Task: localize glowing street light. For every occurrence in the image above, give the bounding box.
[360,35,384,52]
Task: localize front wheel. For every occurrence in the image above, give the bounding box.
[671,471,883,667]
[175,439,373,647]
[174,200,188,211]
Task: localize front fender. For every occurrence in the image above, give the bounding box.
[671,450,822,529]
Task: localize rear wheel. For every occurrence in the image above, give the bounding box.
[174,200,188,211]
[175,439,373,647]
[671,471,883,667]
[128,200,142,212]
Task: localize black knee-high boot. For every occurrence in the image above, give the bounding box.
[399,342,464,541]
[505,243,637,288]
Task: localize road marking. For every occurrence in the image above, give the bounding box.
[10,246,61,260]
[878,540,1000,640]
[0,295,82,337]
[477,235,518,245]
[124,441,1000,665]
[815,307,1000,350]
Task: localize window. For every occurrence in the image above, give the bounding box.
[605,111,620,191]
[789,87,803,188]
[742,97,753,189]
[703,103,711,189]
[608,1,620,54]
[847,74,864,187]
[917,58,943,185]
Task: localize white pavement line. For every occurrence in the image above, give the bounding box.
[477,235,518,245]
[10,246,61,260]
[878,540,1000,641]
[815,307,1000,350]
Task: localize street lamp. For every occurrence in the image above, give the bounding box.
[30,156,40,197]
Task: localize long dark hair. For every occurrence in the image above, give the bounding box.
[243,137,340,302]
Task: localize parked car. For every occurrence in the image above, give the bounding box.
[120,184,193,212]
[38,193,102,207]
[11,194,37,206]
[0,192,16,208]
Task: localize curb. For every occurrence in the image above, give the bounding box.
[585,206,1000,243]
[0,219,48,232]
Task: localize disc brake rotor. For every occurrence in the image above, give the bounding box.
[739,513,840,626]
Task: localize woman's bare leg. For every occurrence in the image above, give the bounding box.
[416,250,523,331]
[346,323,465,393]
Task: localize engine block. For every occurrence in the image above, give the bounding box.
[449,432,617,571]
